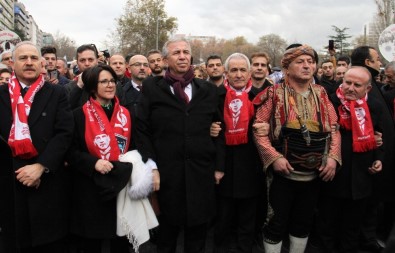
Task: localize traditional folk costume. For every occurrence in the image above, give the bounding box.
[253,45,341,252]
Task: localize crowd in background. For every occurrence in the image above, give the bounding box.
[0,39,395,253]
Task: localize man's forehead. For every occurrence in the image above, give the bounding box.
[252,56,268,63]
[208,59,222,64]
[148,53,162,59]
[110,55,125,63]
[15,44,39,54]
[168,41,190,51]
[130,56,148,64]
[78,50,96,58]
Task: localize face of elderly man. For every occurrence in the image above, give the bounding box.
[225,57,251,90]
[341,68,372,101]
[12,44,42,86]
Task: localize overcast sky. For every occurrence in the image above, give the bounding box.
[20,0,377,52]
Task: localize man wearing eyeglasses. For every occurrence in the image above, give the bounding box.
[0,50,12,71]
[121,55,149,149]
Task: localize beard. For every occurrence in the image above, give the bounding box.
[209,74,223,81]
[152,67,163,75]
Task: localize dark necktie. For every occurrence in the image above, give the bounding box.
[22,86,29,97]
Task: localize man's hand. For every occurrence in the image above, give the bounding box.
[15,163,45,188]
[210,122,222,137]
[48,78,59,85]
[94,159,114,174]
[318,157,337,182]
[272,157,294,175]
[368,160,382,174]
[374,131,383,147]
[152,169,160,191]
[253,122,269,137]
[215,171,224,184]
[76,74,84,88]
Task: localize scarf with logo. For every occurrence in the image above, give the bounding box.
[164,67,194,104]
[223,79,254,145]
[8,73,45,159]
[83,96,131,161]
[336,86,376,152]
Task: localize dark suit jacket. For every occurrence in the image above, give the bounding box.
[135,76,224,226]
[322,94,385,200]
[216,85,263,198]
[0,83,74,248]
[122,80,142,149]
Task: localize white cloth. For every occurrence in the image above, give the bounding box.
[117,150,159,252]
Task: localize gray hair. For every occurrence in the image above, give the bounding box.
[162,37,192,58]
[0,50,12,62]
[224,53,251,71]
[12,41,41,61]
[57,57,68,68]
[385,61,395,72]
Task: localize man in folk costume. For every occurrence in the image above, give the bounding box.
[213,53,264,253]
[317,67,384,252]
[0,41,74,252]
[253,45,341,253]
[135,38,223,253]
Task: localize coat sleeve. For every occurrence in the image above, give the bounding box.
[36,86,74,172]
[135,79,157,163]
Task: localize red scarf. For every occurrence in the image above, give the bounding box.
[223,79,254,145]
[336,86,376,152]
[7,73,45,159]
[83,97,131,161]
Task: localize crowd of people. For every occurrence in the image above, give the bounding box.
[0,38,395,253]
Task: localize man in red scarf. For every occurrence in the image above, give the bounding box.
[213,53,264,253]
[0,41,74,252]
[317,66,384,252]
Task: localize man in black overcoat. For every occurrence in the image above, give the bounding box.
[0,41,74,252]
[135,38,223,253]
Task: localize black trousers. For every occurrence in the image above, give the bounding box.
[18,237,69,253]
[157,217,208,253]
[70,235,130,253]
[263,174,319,243]
[317,196,368,253]
[214,196,257,253]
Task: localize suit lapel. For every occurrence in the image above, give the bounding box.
[28,83,53,126]
[187,78,207,108]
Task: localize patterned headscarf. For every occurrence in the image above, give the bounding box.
[281,45,316,69]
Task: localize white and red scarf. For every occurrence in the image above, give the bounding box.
[83,97,131,161]
[8,73,45,159]
[336,86,376,152]
[223,79,254,145]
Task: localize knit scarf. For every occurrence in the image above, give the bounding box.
[8,73,45,159]
[223,79,254,145]
[336,86,376,152]
[164,67,194,103]
[83,96,131,161]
